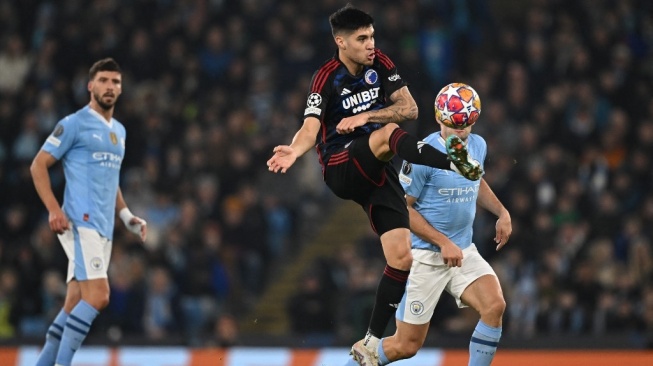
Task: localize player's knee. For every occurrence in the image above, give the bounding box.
[395,249,413,270]
[483,297,506,321]
[91,294,110,310]
[85,289,110,310]
[382,123,400,140]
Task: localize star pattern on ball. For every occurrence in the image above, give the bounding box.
[461,96,478,118]
[434,83,482,129]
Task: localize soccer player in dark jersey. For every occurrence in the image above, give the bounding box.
[266,5,482,365]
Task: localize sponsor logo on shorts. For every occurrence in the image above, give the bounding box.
[410,301,424,315]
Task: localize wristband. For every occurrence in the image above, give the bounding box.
[119,207,135,227]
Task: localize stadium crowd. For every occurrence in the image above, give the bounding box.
[0,0,652,348]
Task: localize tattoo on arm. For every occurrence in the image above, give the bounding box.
[366,87,418,124]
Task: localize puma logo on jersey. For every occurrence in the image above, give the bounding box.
[92,133,103,141]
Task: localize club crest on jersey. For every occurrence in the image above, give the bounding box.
[110,132,118,145]
[364,69,378,85]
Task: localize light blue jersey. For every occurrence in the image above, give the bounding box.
[399,132,487,252]
[41,106,126,240]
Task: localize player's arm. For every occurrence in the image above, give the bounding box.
[116,187,147,242]
[406,195,463,267]
[367,86,418,123]
[477,178,512,250]
[336,86,417,134]
[267,117,320,173]
[30,150,69,234]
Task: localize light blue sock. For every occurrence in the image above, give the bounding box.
[55,300,99,366]
[343,357,359,366]
[35,309,68,366]
[378,338,391,365]
[469,320,502,366]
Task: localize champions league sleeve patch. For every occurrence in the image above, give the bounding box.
[46,124,64,147]
[53,124,64,136]
[399,162,412,185]
[304,93,322,115]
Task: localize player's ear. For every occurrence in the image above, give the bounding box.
[87,80,93,92]
[334,35,345,50]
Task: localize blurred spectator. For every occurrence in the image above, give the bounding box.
[0,35,31,94]
[143,267,181,340]
[0,269,19,338]
[287,270,336,346]
[208,313,240,348]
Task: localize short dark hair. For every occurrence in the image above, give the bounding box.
[329,4,374,36]
[89,58,121,80]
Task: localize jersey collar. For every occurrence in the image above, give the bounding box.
[437,132,468,148]
[87,105,114,128]
[437,132,446,147]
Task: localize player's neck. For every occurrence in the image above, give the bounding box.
[89,101,114,123]
[339,51,364,76]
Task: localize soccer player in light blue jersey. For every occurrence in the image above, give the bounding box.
[370,107,512,366]
[30,58,147,366]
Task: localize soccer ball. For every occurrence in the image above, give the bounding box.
[434,83,481,129]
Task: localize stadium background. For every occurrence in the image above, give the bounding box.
[1,0,653,364]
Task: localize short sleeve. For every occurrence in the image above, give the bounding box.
[304,65,335,121]
[375,49,408,98]
[399,160,430,199]
[41,116,77,160]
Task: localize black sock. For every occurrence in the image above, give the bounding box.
[367,265,410,338]
[389,128,451,170]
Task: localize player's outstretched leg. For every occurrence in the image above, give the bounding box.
[446,135,483,181]
[385,126,482,181]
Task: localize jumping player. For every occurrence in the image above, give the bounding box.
[266,5,482,365]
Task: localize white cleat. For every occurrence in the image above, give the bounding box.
[350,339,380,366]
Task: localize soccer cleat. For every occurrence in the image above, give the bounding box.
[445,135,483,181]
[350,339,380,366]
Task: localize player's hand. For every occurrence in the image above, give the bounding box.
[336,113,368,134]
[267,145,297,173]
[129,217,147,242]
[440,241,463,268]
[48,207,70,234]
[494,211,512,251]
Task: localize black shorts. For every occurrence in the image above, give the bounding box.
[324,134,409,235]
